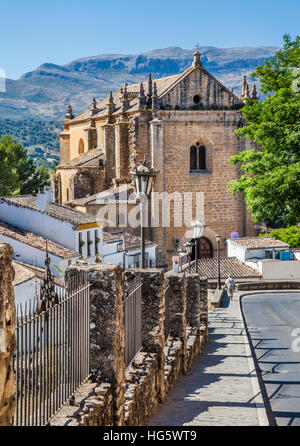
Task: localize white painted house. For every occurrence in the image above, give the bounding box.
[0,190,107,264]
[101,231,157,268]
[12,261,64,309]
[0,190,157,272]
[227,237,300,281]
[0,220,79,278]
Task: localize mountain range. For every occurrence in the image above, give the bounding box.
[0,46,278,120]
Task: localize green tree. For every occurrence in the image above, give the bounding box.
[260,226,300,248]
[0,134,50,196]
[228,34,300,225]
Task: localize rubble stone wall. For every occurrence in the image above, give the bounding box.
[0,243,16,426]
[50,266,208,427]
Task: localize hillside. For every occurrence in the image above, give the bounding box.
[0,46,278,120]
[0,119,61,168]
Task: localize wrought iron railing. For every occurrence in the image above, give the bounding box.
[123,277,142,368]
[12,272,90,426]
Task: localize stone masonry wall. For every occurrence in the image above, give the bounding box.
[0,243,16,426]
[50,265,209,427]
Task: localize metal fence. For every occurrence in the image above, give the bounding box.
[123,277,142,368]
[12,272,90,426]
[164,285,170,340]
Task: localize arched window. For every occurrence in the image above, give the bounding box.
[199,145,206,170]
[190,142,206,171]
[190,146,197,170]
[78,138,84,155]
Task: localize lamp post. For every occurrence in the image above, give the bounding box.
[216,233,221,290]
[130,158,159,268]
[191,218,205,273]
[184,242,193,272]
[177,248,184,272]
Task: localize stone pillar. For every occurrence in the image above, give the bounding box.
[165,272,187,373]
[65,263,125,426]
[140,269,165,402]
[150,118,166,268]
[85,124,98,151]
[59,131,70,163]
[186,274,201,351]
[114,118,129,181]
[200,279,209,342]
[102,123,115,187]
[0,244,16,426]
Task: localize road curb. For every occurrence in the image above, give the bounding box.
[236,293,271,426]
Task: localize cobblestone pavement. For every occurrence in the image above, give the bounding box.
[148,294,260,426]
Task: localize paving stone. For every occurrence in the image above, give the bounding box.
[147,294,259,426]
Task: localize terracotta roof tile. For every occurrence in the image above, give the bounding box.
[58,149,104,168]
[103,230,156,250]
[12,261,36,285]
[13,260,64,287]
[182,257,261,279]
[0,196,99,226]
[230,237,289,249]
[72,184,136,206]
[0,220,78,259]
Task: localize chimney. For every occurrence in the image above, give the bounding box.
[37,190,47,211]
[44,186,53,203]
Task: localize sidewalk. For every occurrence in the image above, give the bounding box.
[148,293,260,426]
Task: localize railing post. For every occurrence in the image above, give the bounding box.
[165,272,187,374]
[186,274,201,352]
[200,279,209,342]
[0,243,16,426]
[140,269,165,403]
[65,263,125,426]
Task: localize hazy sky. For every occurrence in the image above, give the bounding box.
[1,0,299,79]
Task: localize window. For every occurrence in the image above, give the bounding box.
[78,138,84,155]
[190,143,206,171]
[87,231,91,256]
[95,230,99,254]
[79,232,83,255]
[190,146,197,170]
[193,94,201,104]
[66,188,70,201]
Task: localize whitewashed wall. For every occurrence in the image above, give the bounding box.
[259,260,300,280]
[0,234,74,278]
[14,277,41,309]
[0,202,76,250]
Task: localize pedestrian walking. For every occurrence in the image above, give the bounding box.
[225,276,235,300]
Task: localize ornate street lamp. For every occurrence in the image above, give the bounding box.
[184,242,193,272]
[216,233,221,290]
[130,158,159,268]
[191,218,205,273]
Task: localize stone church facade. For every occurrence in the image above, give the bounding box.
[53,52,256,268]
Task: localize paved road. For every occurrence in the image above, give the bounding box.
[242,293,300,426]
[148,294,259,426]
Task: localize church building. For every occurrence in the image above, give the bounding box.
[53,51,257,268]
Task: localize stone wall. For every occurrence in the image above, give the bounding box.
[50,265,208,426]
[237,281,300,291]
[0,243,16,426]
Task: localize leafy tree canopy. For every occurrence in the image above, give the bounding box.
[259,225,300,248]
[228,34,300,225]
[0,134,50,196]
